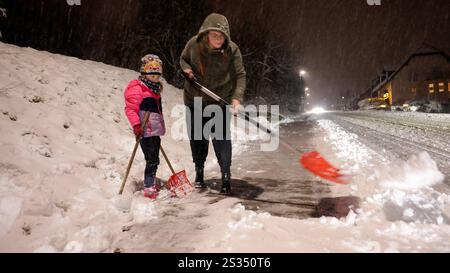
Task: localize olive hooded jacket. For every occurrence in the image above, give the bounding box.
[180,13,246,107]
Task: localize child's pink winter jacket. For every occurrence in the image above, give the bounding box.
[124,79,165,137]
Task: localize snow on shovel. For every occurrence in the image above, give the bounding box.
[300,151,349,185]
[159,146,193,199]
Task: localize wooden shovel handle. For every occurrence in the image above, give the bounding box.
[118,112,150,195]
[160,145,176,175]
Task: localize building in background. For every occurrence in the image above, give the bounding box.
[357,45,450,112]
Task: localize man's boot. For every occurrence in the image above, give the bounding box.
[220,172,231,194]
[194,166,206,188]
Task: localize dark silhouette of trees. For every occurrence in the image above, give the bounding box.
[2,0,304,110]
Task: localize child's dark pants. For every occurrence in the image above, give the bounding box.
[140,136,161,188]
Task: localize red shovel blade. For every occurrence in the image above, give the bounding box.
[167,170,193,197]
[300,151,349,185]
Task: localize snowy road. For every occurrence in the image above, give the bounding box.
[325,111,450,188]
[220,110,450,220]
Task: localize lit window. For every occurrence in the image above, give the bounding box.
[448,82,450,92]
[439,82,445,92]
[411,87,417,93]
[428,83,435,93]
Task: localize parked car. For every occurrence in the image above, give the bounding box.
[403,100,444,113]
[391,105,403,111]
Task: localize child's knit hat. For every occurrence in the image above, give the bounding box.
[140,54,163,75]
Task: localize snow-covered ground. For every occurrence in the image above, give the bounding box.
[1,43,449,253]
[0,42,195,252]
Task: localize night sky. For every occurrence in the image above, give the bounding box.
[213,0,450,106]
[3,0,449,107]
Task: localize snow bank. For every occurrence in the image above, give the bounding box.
[0,42,192,252]
[377,152,444,191]
[310,118,450,251]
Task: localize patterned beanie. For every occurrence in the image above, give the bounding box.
[140,54,163,75]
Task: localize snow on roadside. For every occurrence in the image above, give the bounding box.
[0,42,194,252]
[357,110,450,127]
[312,117,450,250]
[317,119,385,174]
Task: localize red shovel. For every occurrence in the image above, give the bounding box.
[300,151,349,185]
[160,146,193,198]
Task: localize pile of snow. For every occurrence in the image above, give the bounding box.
[0,42,193,252]
[377,152,444,191]
[310,118,450,250]
[367,152,447,225]
[197,198,448,253]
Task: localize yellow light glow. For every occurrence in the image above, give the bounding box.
[429,83,435,93]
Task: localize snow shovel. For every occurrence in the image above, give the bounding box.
[181,72,349,185]
[119,112,150,195]
[300,151,349,185]
[160,146,193,198]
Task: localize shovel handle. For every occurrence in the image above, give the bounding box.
[160,145,176,175]
[118,112,150,195]
[180,71,274,136]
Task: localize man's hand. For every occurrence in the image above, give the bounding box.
[231,99,243,115]
[183,69,194,79]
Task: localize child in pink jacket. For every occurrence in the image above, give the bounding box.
[124,54,166,199]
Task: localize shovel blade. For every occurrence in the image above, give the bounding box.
[168,170,193,197]
[300,151,349,185]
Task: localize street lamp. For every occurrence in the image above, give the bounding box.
[300,70,306,77]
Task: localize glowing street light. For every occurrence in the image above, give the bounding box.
[308,107,326,114]
[305,87,309,91]
[299,70,306,76]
